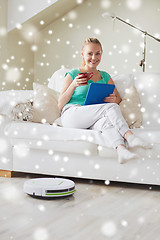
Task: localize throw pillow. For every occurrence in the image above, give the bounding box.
[32,82,61,124]
[112,74,134,98]
[48,67,70,92]
[11,100,33,121]
[119,85,142,129]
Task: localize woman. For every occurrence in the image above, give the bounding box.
[58,38,150,164]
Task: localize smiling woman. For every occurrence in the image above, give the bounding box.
[58,37,151,164]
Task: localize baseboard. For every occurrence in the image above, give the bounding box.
[0,170,13,178]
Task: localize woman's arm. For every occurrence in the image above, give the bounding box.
[58,73,88,111]
[58,74,76,111]
[104,78,122,104]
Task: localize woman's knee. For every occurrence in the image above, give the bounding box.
[110,103,119,108]
[102,103,119,114]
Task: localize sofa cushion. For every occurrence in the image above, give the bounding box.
[48,67,70,92]
[99,128,160,159]
[7,121,160,146]
[6,121,110,147]
[112,74,134,98]
[134,73,160,128]
[6,121,101,156]
[11,138,98,156]
[32,83,61,124]
[119,85,142,128]
[6,120,160,159]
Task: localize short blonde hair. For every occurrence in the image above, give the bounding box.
[82,38,103,67]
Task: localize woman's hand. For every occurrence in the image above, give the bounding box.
[72,75,88,88]
[104,93,117,103]
[106,79,122,104]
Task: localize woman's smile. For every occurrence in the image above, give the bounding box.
[89,60,99,64]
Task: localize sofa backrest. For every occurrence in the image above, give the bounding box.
[0,90,33,116]
[48,67,134,96]
[48,68,160,128]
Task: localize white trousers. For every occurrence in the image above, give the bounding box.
[61,103,130,149]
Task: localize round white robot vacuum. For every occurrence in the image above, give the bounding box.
[23,178,76,198]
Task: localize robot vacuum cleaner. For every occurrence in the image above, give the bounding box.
[23,178,76,198]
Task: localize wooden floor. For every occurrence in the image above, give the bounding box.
[0,173,160,240]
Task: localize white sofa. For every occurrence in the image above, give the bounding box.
[0,70,160,185]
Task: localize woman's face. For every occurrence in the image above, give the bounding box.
[82,43,102,69]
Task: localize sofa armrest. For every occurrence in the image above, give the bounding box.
[0,114,13,171]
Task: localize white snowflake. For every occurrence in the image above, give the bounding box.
[104,180,110,185]
[0,27,7,36]
[84,149,91,156]
[18,5,25,12]
[126,0,142,10]
[33,228,48,240]
[94,164,100,169]
[2,183,23,202]
[14,143,30,158]
[100,0,111,9]
[68,11,77,20]
[38,205,46,212]
[101,221,117,237]
[121,220,128,227]
[77,171,83,177]
[5,67,21,82]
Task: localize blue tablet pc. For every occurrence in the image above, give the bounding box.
[84,83,115,105]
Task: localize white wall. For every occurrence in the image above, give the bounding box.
[0,0,34,91]
[3,0,160,89]
[8,0,58,31]
[34,0,160,85]
[0,0,8,89]
[1,0,82,90]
